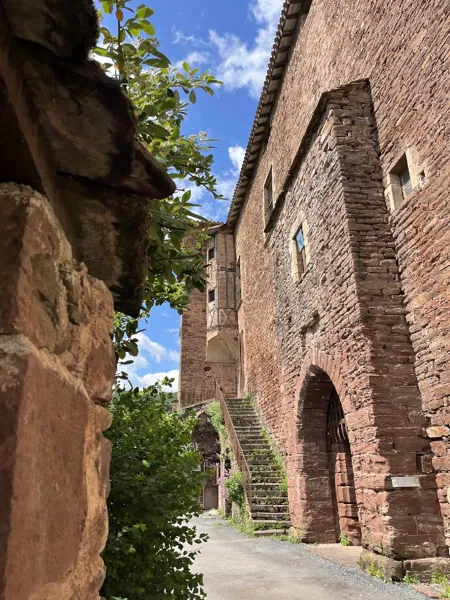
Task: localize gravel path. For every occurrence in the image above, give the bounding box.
[191,513,427,600]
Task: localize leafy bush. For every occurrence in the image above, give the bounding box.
[204,401,227,440]
[101,385,207,600]
[224,472,245,507]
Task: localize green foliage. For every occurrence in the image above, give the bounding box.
[97,1,225,369]
[278,534,302,544]
[433,573,450,586]
[402,574,419,584]
[102,384,207,600]
[441,586,450,599]
[204,401,227,440]
[224,472,245,507]
[365,563,387,581]
[339,532,351,547]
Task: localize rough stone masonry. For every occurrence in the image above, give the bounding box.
[178,0,450,578]
[0,1,174,598]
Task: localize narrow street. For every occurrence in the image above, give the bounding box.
[192,514,427,600]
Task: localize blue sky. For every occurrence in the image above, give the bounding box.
[112,0,284,390]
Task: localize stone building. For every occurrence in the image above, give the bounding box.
[178,0,450,576]
[0,1,174,598]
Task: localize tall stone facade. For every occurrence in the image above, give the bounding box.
[178,226,237,408]
[179,0,450,573]
[0,185,115,599]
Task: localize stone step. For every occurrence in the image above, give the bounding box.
[245,452,274,459]
[252,519,290,527]
[252,491,288,500]
[252,497,288,505]
[252,479,282,493]
[253,529,286,537]
[251,477,283,484]
[252,504,289,512]
[252,512,290,520]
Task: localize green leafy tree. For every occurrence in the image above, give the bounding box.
[102,384,207,600]
[94,0,224,371]
[93,4,223,598]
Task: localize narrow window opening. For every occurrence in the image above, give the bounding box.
[236,258,241,306]
[295,225,307,275]
[400,165,413,198]
[208,289,215,303]
[208,247,215,261]
[264,168,274,223]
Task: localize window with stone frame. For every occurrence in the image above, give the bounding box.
[208,246,215,261]
[208,289,215,302]
[264,167,274,223]
[386,150,420,211]
[290,214,310,282]
[295,225,307,275]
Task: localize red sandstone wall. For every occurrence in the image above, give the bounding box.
[178,285,236,408]
[0,184,115,599]
[235,0,450,545]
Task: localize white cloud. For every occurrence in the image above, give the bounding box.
[228,145,245,174]
[175,51,211,70]
[136,332,180,363]
[209,0,284,99]
[172,28,208,47]
[135,369,179,392]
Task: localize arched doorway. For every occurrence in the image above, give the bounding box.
[326,388,361,544]
[295,364,361,544]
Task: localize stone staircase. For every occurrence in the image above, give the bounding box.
[225,398,291,536]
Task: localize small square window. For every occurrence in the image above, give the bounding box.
[208,289,215,303]
[264,168,274,222]
[295,226,307,275]
[386,151,418,210]
[208,247,215,261]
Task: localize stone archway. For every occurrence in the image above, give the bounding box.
[288,350,361,543]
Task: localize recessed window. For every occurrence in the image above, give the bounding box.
[264,168,274,223]
[236,258,241,306]
[290,216,310,282]
[208,247,215,261]
[400,165,413,198]
[386,151,419,211]
[295,226,307,275]
[208,289,215,303]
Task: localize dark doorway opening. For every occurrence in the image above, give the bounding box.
[297,366,361,544]
[326,388,361,544]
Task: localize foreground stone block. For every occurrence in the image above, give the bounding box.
[359,550,405,581]
[0,186,115,599]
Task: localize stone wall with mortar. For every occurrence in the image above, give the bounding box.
[234,0,450,558]
[266,83,444,559]
[0,184,115,599]
[178,285,236,408]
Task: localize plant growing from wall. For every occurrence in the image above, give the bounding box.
[101,383,207,600]
[224,472,245,507]
[204,401,227,440]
